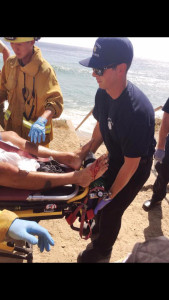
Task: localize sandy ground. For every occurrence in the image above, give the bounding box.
[31,119,169,263]
[1,119,169,263]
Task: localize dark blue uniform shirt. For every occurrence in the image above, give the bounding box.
[163,98,169,113]
[93,81,156,169]
[161,98,169,162]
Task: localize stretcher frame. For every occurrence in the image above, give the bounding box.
[0,184,89,263]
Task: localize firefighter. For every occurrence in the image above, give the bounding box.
[0,37,63,146]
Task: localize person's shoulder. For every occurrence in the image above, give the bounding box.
[162,98,169,113]
[34,46,55,78]
[128,81,154,113]
[6,55,17,65]
[40,57,56,78]
[128,81,149,100]
[41,57,52,69]
[3,55,18,74]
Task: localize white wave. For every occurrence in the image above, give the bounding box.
[53,65,92,75]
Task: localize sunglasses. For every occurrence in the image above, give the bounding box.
[93,64,117,76]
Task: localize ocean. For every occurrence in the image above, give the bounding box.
[1,40,169,135]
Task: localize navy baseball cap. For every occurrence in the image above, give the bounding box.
[79,37,134,69]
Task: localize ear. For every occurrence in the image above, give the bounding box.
[119,63,127,73]
[117,63,127,77]
[29,40,35,47]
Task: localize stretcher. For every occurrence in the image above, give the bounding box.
[0,135,109,262]
[0,179,109,263]
[0,183,90,262]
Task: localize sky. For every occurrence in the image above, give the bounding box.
[40,37,169,62]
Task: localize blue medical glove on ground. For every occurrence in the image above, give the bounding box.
[8,219,54,252]
[28,117,47,144]
[154,149,165,163]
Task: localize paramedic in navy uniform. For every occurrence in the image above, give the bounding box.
[143,98,169,211]
[77,37,156,263]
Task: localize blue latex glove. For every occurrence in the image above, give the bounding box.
[28,117,47,144]
[154,149,165,163]
[8,219,54,252]
[94,197,113,215]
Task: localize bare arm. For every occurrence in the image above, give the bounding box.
[0,154,108,190]
[0,131,95,170]
[109,156,141,199]
[91,122,103,153]
[1,130,65,159]
[1,123,103,158]
[0,161,80,190]
[2,47,10,63]
[0,161,81,190]
[0,40,10,63]
[81,121,103,154]
[40,109,55,122]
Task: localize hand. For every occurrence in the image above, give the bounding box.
[154,149,165,163]
[28,117,47,144]
[94,194,113,215]
[8,219,54,252]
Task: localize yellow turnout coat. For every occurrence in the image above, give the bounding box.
[0,210,17,242]
[0,46,63,145]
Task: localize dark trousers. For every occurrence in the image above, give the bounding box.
[151,135,169,203]
[92,157,153,256]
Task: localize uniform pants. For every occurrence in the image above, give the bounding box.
[92,157,153,256]
[151,135,169,203]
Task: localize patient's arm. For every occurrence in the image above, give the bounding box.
[0,155,108,190]
[0,161,77,190]
[1,131,54,158]
[0,131,93,170]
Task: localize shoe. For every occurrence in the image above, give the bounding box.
[77,245,111,263]
[142,199,161,212]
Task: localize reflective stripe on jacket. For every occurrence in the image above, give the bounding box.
[4,109,11,121]
[4,112,52,134]
[23,117,51,134]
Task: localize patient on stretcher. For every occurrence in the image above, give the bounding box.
[0,131,108,191]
